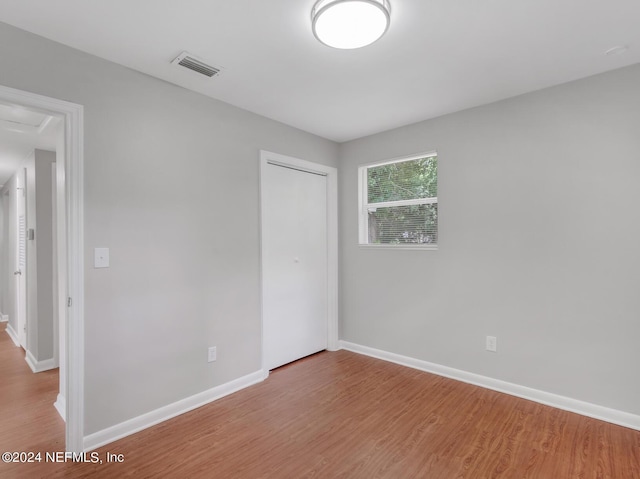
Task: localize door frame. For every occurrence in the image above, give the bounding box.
[259,150,338,377]
[0,84,85,453]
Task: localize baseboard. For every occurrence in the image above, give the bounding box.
[25,350,59,373]
[54,393,66,421]
[339,340,640,432]
[0,313,8,323]
[5,324,20,347]
[83,369,266,451]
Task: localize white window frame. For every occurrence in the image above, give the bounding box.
[358,151,438,250]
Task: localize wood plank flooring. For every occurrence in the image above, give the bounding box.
[1,325,639,478]
[0,325,65,457]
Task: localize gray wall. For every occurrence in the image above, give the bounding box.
[339,63,640,416]
[26,149,56,362]
[0,21,339,434]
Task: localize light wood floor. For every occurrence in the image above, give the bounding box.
[1,326,639,478]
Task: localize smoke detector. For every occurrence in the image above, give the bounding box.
[171,52,222,78]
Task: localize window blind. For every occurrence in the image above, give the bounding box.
[362,155,438,246]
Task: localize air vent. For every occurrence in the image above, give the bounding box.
[171,52,222,78]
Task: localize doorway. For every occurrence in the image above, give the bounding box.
[0,84,84,452]
[259,150,339,373]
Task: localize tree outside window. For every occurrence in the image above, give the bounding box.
[359,154,437,247]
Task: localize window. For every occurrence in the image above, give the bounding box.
[359,153,438,248]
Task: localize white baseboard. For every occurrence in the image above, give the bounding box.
[0,313,8,323]
[339,340,640,432]
[54,394,66,422]
[5,324,20,346]
[25,350,59,373]
[83,369,266,451]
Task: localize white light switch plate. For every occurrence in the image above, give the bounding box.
[208,346,217,362]
[94,248,110,268]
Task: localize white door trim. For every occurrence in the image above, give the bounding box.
[259,150,339,376]
[0,84,84,453]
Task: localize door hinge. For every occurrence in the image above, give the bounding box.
[67,297,72,307]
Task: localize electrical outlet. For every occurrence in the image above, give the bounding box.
[207,346,217,362]
[486,336,497,352]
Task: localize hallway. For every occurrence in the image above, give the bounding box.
[0,324,63,456]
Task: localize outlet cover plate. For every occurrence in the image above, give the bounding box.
[94,248,109,268]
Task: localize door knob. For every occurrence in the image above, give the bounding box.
[14,270,21,275]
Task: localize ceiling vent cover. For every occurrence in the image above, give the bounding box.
[171,52,221,78]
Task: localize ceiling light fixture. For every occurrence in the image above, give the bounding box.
[312,0,391,50]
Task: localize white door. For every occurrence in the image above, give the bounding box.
[16,170,27,348]
[262,162,328,370]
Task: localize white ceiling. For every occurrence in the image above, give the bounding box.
[0,0,639,142]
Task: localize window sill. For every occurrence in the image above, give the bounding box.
[358,243,438,251]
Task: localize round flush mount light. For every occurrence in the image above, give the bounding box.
[312,0,391,50]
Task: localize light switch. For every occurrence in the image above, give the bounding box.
[94,248,110,268]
